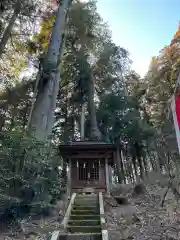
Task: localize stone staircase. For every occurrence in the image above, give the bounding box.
[66,194,102,239]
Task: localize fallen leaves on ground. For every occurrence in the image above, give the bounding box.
[105,183,180,240]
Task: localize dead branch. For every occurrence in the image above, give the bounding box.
[169,180,180,202]
[160,183,170,207]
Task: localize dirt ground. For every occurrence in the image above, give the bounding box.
[1,172,180,240]
[0,196,69,240]
[105,181,180,240]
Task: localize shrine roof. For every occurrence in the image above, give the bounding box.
[59,140,116,152]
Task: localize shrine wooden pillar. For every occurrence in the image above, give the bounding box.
[108,165,113,184]
[105,155,110,196]
[59,141,116,195]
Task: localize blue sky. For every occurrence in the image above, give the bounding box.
[96,0,180,77]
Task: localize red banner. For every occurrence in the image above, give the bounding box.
[175,93,180,129]
[171,94,180,154]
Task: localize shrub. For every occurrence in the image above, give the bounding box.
[0,128,63,222]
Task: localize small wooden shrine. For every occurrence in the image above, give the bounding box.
[59,141,116,195]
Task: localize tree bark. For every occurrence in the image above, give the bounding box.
[0,106,7,131]
[80,103,85,140]
[63,86,69,142]
[87,75,101,140]
[30,0,72,141]
[61,160,67,188]
[116,147,123,183]
[147,149,157,171]
[26,63,42,130]
[132,155,138,177]
[0,114,5,131]
[22,102,29,128]
[0,0,21,57]
[120,150,126,183]
[142,156,148,176]
[137,155,144,179]
[153,152,161,172]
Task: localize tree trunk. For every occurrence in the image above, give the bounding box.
[63,87,69,143]
[115,147,123,183]
[153,151,161,172]
[132,155,138,177]
[137,155,144,179]
[135,142,144,179]
[10,105,17,129]
[61,160,67,188]
[0,114,5,131]
[87,75,101,140]
[80,103,85,140]
[22,102,29,128]
[70,103,75,140]
[120,150,126,183]
[26,63,42,130]
[0,106,7,131]
[29,0,72,141]
[0,0,21,57]
[147,149,157,171]
[142,156,148,176]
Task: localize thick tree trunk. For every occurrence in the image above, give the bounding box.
[87,75,101,140]
[63,88,69,143]
[26,64,42,130]
[80,103,85,140]
[30,0,72,141]
[0,0,21,57]
[70,103,75,140]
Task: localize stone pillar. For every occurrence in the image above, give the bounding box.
[67,158,71,198]
[105,157,110,196]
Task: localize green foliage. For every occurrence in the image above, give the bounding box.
[2,0,178,199]
[142,24,180,176]
[0,127,63,221]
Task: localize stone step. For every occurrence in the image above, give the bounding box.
[75,199,98,202]
[67,225,101,233]
[73,204,98,208]
[70,214,100,221]
[76,196,97,199]
[75,197,98,201]
[71,209,99,215]
[68,219,101,226]
[59,233,102,240]
[74,201,98,205]
[76,195,97,198]
[66,194,101,236]
[76,196,98,200]
[72,206,98,211]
